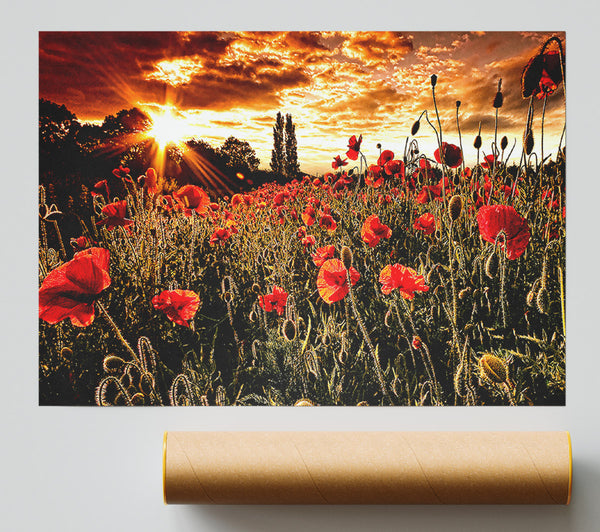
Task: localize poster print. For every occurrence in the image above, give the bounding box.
[39,32,565,406]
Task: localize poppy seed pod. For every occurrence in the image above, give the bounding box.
[341,246,353,270]
[103,355,125,374]
[493,91,503,108]
[479,354,509,384]
[411,120,420,136]
[536,287,549,314]
[282,319,297,341]
[485,251,499,279]
[456,100,461,108]
[431,74,438,87]
[524,129,534,155]
[294,398,314,406]
[501,136,508,151]
[474,135,482,150]
[448,195,463,222]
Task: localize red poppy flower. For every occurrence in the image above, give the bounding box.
[173,185,210,216]
[377,150,394,167]
[158,194,175,213]
[70,236,95,251]
[361,214,392,247]
[39,247,111,327]
[210,227,232,245]
[152,289,200,327]
[302,205,316,226]
[522,49,564,99]
[434,142,463,168]
[384,159,405,177]
[332,155,348,169]
[145,167,158,194]
[96,200,133,230]
[317,258,360,304]
[346,134,363,161]
[319,213,337,232]
[301,234,316,248]
[91,180,109,199]
[477,205,531,259]
[412,158,435,184]
[231,194,244,208]
[259,286,288,316]
[366,165,384,188]
[481,154,496,170]
[379,263,429,299]
[416,185,442,204]
[312,245,336,267]
[273,191,289,206]
[413,213,436,235]
[112,165,130,179]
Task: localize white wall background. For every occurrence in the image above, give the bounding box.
[2,1,599,530]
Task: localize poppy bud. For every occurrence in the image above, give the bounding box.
[458,287,470,300]
[294,398,314,406]
[131,393,145,405]
[251,283,261,293]
[493,91,503,108]
[536,287,549,314]
[338,349,347,364]
[411,120,420,136]
[103,355,125,374]
[412,336,422,350]
[384,308,393,328]
[501,136,508,151]
[431,74,438,87]
[223,291,233,303]
[60,347,73,359]
[341,245,353,270]
[479,354,509,384]
[526,289,536,307]
[456,100,461,108]
[485,251,499,279]
[524,129,534,155]
[376,143,382,150]
[357,401,369,406]
[282,319,297,341]
[474,135,482,149]
[448,195,463,222]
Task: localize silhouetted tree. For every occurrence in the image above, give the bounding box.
[270,111,285,176]
[284,113,300,179]
[219,136,260,175]
[101,107,151,137]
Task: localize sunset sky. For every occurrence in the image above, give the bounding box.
[39,31,565,174]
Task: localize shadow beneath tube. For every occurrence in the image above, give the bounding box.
[173,457,598,532]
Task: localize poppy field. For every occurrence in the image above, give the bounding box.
[39,37,565,406]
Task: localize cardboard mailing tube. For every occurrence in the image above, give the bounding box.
[163,431,572,505]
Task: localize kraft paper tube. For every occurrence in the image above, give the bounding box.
[163,432,572,505]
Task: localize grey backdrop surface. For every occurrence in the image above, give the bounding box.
[2,1,599,530]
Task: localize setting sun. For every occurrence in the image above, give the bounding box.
[146,107,190,148]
